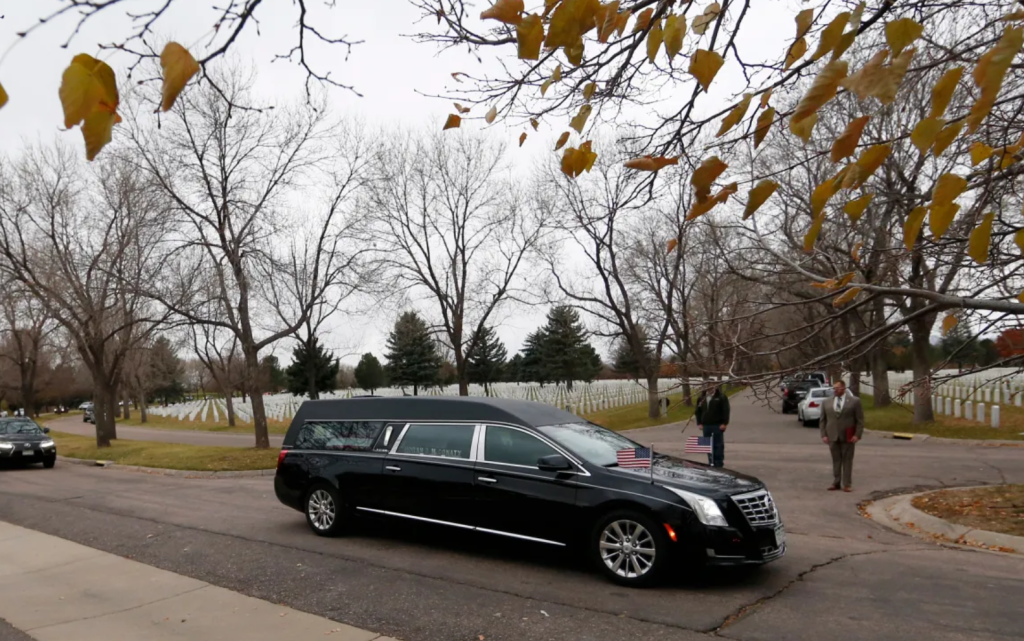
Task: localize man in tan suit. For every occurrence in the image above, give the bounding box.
[819,379,864,492]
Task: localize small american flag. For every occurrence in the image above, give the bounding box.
[685,435,713,454]
[616,447,652,469]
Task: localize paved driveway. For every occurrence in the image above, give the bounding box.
[46,414,284,448]
[3,392,1022,641]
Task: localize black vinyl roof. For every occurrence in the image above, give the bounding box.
[288,396,583,433]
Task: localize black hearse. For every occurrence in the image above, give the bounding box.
[274,397,784,586]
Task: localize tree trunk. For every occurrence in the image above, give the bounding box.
[122,396,130,420]
[908,316,935,423]
[646,375,660,419]
[306,339,319,400]
[93,383,118,447]
[224,392,236,427]
[871,349,892,407]
[243,348,270,448]
[849,370,861,397]
[138,396,148,423]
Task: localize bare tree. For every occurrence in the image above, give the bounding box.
[0,283,58,417]
[0,144,172,445]
[364,130,543,396]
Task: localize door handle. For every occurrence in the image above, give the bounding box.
[477,476,497,484]
[385,465,401,472]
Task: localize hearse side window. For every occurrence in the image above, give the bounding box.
[483,425,558,467]
[394,423,475,459]
[295,421,384,451]
[372,424,401,452]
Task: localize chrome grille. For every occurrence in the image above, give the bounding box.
[732,490,778,526]
[761,543,785,561]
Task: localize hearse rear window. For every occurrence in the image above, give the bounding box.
[395,423,474,459]
[296,421,384,451]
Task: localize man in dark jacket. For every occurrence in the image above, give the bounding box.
[695,384,730,467]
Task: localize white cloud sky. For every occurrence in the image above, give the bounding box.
[0,0,798,364]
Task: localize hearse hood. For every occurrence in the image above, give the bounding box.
[612,453,763,497]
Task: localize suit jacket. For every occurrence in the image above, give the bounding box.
[820,393,864,442]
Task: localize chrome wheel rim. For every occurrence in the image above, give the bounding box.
[600,520,656,578]
[308,489,336,531]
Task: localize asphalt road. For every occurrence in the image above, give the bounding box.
[3,393,1023,641]
[46,415,284,448]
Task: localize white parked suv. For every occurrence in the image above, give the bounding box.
[797,387,835,427]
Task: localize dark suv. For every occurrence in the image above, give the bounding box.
[275,397,785,586]
[781,381,816,414]
[0,418,57,468]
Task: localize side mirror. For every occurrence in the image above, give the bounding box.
[537,454,572,472]
[42,427,50,434]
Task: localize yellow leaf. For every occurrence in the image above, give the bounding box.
[59,54,118,129]
[481,0,524,25]
[686,182,736,220]
[519,132,528,147]
[485,106,498,124]
[530,118,540,131]
[789,112,817,143]
[849,2,867,32]
[836,163,860,190]
[844,193,873,222]
[931,173,967,207]
[968,212,995,264]
[743,180,778,219]
[689,49,724,92]
[517,14,544,60]
[795,8,814,39]
[667,238,679,254]
[615,9,631,37]
[804,214,826,252]
[663,14,686,59]
[811,12,850,61]
[910,117,945,155]
[0,81,7,110]
[541,78,554,96]
[885,18,923,57]
[81,108,116,161]
[647,19,664,63]
[624,155,679,172]
[596,1,620,43]
[830,115,870,163]
[792,60,847,125]
[929,67,963,118]
[691,156,728,203]
[970,142,994,165]
[633,7,654,33]
[545,0,599,50]
[832,287,862,307]
[583,82,597,101]
[1015,229,1024,254]
[941,315,959,337]
[831,30,857,62]
[840,49,888,100]
[1019,290,1024,304]
[851,241,863,261]
[811,178,840,217]
[759,88,773,109]
[443,114,461,130]
[929,203,960,239]
[997,144,1022,169]
[968,28,1021,131]
[454,103,472,114]
[569,104,592,133]
[874,47,915,104]
[852,143,891,187]
[903,206,928,250]
[160,42,200,112]
[784,37,807,70]
[932,121,964,157]
[566,40,585,66]
[812,279,838,290]
[561,141,598,177]
[836,272,856,288]
[555,131,571,150]
[754,107,775,148]
[717,93,752,137]
[552,65,563,82]
[1003,10,1024,21]
[692,3,721,35]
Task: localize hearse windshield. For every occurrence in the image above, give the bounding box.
[536,422,640,467]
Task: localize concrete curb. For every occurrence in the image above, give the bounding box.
[56,455,275,478]
[864,428,1023,447]
[866,487,1024,556]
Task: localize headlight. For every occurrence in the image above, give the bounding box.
[41,439,55,448]
[0,442,13,450]
[664,486,729,527]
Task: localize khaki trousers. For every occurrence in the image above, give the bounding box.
[828,440,856,488]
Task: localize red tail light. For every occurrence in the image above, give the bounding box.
[809,401,819,408]
[277,449,288,470]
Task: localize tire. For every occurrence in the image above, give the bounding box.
[304,483,347,537]
[43,456,56,469]
[591,510,670,587]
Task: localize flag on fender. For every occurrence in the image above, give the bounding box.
[616,447,652,469]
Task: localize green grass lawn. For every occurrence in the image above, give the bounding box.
[50,430,279,471]
[584,386,744,432]
[113,412,289,435]
[862,395,1024,441]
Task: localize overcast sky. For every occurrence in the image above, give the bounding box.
[0,0,795,364]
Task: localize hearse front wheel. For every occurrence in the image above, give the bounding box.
[592,510,670,587]
[305,483,347,537]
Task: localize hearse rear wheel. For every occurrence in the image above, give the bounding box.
[305,483,348,537]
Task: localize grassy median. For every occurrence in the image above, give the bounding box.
[50,430,278,471]
[912,485,1024,538]
[113,413,290,435]
[585,386,744,432]
[862,395,1024,441]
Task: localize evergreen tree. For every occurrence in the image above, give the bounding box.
[385,311,441,395]
[537,306,601,391]
[285,337,339,399]
[505,353,525,383]
[940,316,982,372]
[520,329,549,385]
[149,336,185,405]
[354,353,386,394]
[259,355,287,393]
[467,325,507,394]
[611,330,654,382]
